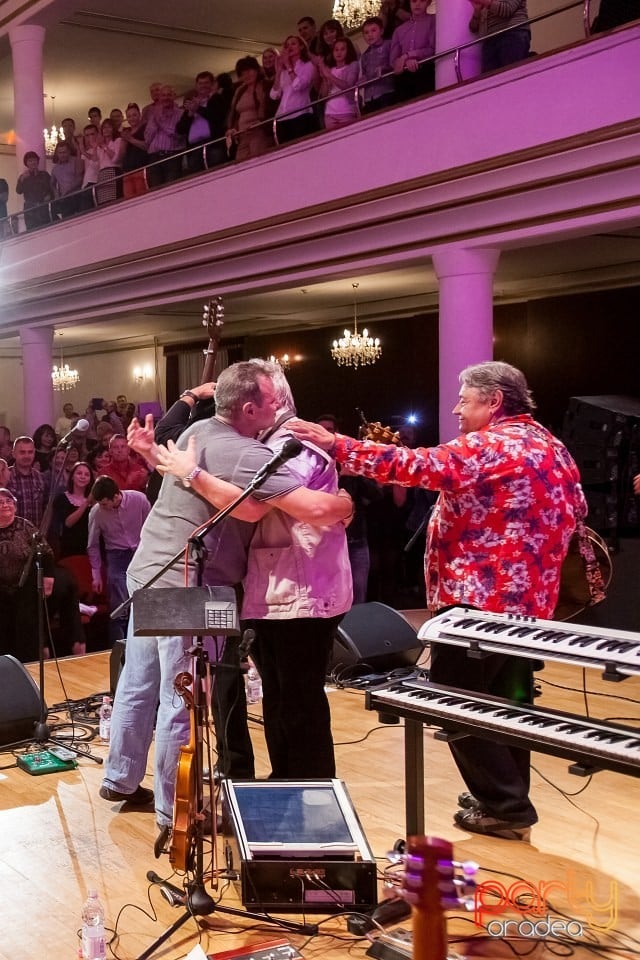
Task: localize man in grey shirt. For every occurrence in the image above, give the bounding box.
[99,361,352,854]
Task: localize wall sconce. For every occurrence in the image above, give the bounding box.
[133,363,153,384]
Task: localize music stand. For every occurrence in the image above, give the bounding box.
[130,589,316,960]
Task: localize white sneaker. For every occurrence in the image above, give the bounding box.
[79,603,98,618]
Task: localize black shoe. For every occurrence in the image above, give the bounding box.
[99,784,154,805]
[457,791,480,810]
[154,824,171,859]
[454,806,532,841]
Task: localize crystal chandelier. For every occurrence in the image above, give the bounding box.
[43,95,65,158]
[331,283,381,368]
[332,0,380,30]
[51,334,79,390]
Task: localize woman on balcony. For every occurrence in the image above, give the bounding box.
[227,57,273,161]
[270,36,317,145]
[95,118,125,205]
[316,38,360,130]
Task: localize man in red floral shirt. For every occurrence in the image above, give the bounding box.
[291,361,586,840]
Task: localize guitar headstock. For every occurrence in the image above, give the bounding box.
[402,835,478,913]
[362,421,402,445]
[202,296,224,343]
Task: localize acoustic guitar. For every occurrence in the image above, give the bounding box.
[401,836,478,960]
[201,296,224,384]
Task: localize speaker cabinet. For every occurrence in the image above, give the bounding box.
[0,656,42,746]
[330,602,422,674]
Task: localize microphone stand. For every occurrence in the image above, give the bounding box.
[16,439,101,763]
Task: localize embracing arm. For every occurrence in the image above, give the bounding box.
[156,436,353,525]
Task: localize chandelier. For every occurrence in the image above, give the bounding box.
[43,95,65,158]
[332,0,380,30]
[331,283,381,368]
[51,334,79,390]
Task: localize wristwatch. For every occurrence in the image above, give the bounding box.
[180,390,199,403]
[181,466,202,488]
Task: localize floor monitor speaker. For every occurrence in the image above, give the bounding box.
[0,655,42,746]
[330,602,422,674]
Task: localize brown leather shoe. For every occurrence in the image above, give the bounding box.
[454,806,532,841]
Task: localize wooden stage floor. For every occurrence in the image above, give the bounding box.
[0,648,638,960]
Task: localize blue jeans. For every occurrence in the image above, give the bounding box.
[102,574,215,826]
[106,548,134,644]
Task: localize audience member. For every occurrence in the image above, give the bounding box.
[109,107,124,133]
[297,16,322,56]
[0,426,13,464]
[88,475,150,645]
[468,0,531,72]
[55,402,77,439]
[120,103,148,199]
[261,47,278,83]
[0,177,9,228]
[227,57,273,161]
[16,151,52,230]
[177,72,223,172]
[317,37,360,129]
[7,436,46,525]
[141,82,163,123]
[360,16,396,113]
[51,141,84,218]
[96,118,125,205]
[87,444,112,474]
[316,18,346,62]
[103,400,125,435]
[61,117,83,155]
[44,445,80,501]
[52,461,95,558]
[380,0,411,37]
[80,124,100,210]
[592,0,640,31]
[0,469,89,658]
[391,0,436,101]
[32,423,58,471]
[101,435,149,492]
[271,36,317,144]
[88,106,102,127]
[145,85,185,187]
[96,420,117,447]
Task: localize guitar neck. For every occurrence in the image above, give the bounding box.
[412,904,448,960]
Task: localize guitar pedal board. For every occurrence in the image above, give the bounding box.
[208,940,303,960]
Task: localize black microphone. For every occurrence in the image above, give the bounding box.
[58,418,90,446]
[250,438,302,490]
[238,628,255,660]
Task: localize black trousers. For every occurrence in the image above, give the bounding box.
[429,642,538,826]
[245,615,342,778]
[211,635,255,779]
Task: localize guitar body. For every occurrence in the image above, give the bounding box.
[405,836,454,960]
[169,672,196,872]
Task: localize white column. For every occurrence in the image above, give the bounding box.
[20,326,54,433]
[433,246,499,441]
[434,0,482,90]
[9,24,46,175]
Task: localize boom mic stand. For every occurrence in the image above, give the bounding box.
[16,437,101,764]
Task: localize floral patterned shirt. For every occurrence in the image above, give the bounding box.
[334,415,586,618]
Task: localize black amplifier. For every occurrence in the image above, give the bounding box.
[222,779,378,914]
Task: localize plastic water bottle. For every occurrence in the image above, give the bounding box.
[81,889,106,960]
[246,663,262,703]
[98,696,112,742]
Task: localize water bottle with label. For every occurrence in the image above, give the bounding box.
[81,889,106,960]
[98,696,112,742]
[246,662,262,703]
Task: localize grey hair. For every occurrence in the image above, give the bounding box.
[270,364,297,416]
[214,359,278,418]
[460,361,536,415]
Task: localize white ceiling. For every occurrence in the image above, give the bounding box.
[0,0,634,357]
